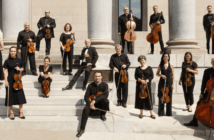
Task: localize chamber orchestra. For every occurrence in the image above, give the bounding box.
[0,4,214,139]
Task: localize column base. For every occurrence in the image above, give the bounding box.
[90,38,115,54]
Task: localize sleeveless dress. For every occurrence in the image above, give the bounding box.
[158,63,173,116]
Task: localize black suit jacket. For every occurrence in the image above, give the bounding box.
[37,17,56,38]
[118,14,130,34]
[203,14,214,30]
[79,46,99,68]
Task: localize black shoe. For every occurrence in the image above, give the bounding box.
[183,120,198,127]
[76,130,84,137]
[62,85,73,91]
[46,53,50,55]
[148,52,153,54]
[32,72,38,76]
[69,72,73,75]
[82,85,86,91]
[139,115,143,119]
[100,115,107,121]
[10,113,15,120]
[36,48,39,51]
[22,72,26,76]
[19,112,25,119]
[0,82,3,85]
[122,103,127,108]
[150,115,156,119]
[116,102,121,106]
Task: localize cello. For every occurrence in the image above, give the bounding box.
[13,63,23,90]
[27,34,35,53]
[161,77,170,104]
[210,20,214,39]
[146,12,163,44]
[138,75,148,99]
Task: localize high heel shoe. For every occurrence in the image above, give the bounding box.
[19,112,25,119]
[10,113,15,120]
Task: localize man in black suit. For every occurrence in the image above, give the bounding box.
[118,6,133,54]
[36,11,56,55]
[203,5,214,54]
[62,39,99,91]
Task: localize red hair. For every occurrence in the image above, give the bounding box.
[64,23,72,31]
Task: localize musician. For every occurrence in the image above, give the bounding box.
[76,71,109,137]
[109,44,130,108]
[134,55,155,119]
[36,11,56,55]
[149,5,165,54]
[59,23,75,75]
[184,57,214,127]
[3,46,27,120]
[203,5,214,54]
[0,39,4,85]
[62,39,98,91]
[156,53,174,116]
[17,22,38,76]
[179,52,198,112]
[38,56,53,98]
[118,6,134,54]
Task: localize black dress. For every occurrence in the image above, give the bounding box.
[181,62,198,106]
[158,64,173,116]
[135,66,153,110]
[3,57,27,106]
[60,33,74,73]
[0,49,4,80]
[38,65,53,90]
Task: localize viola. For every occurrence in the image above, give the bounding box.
[210,20,214,39]
[121,62,128,83]
[63,33,75,52]
[195,77,214,129]
[184,65,192,92]
[89,89,112,102]
[13,63,23,90]
[45,29,51,39]
[146,12,163,44]
[27,34,35,53]
[139,75,148,99]
[41,78,50,95]
[161,77,170,103]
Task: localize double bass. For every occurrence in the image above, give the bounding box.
[210,20,214,39]
[161,77,170,104]
[13,63,23,90]
[139,75,148,99]
[146,12,163,44]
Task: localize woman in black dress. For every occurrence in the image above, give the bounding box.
[0,40,4,85]
[3,46,26,120]
[179,52,198,112]
[156,53,174,116]
[135,55,156,119]
[59,23,75,75]
[38,56,53,98]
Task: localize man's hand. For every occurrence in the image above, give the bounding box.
[28,39,32,42]
[18,49,21,54]
[157,21,160,24]
[84,54,89,58]
[39,27,42,30]
[122,64,126,69]
[90,101,96,110]
[118,32,121,36]
[87,63,92,66]
[47,24,50,28]
[114,67,119,73]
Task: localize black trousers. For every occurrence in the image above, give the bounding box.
[150,30,164,53]
[60,48,73,73]
[205,28,214,54]
[182,80,195,106]
[80,99,109,130]
[120,33,133,54]
[158,90,172,116]
[68,63,92,87]
[115,72,128,104]
[21,47,36,73]
[36,32,51,54]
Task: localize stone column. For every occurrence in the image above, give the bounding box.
[165,0,202,54]
[87,0,115,53]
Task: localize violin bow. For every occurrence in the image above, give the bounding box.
[41,19,57,30]
[95,108,123,117]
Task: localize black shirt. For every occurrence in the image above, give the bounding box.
[39,65,53,74]
[17,30,37,50]
[203,13,214,30]
[134,66,154,85]
[181,62,198,82]
[149,13,165,26]
[60,33,75,46]
[109,53,131,70]
[118,14,131,33]
[201,68,214,95]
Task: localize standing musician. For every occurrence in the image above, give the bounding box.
[149,5,165,54]
[76,71,109,137]
[59,23,75,75]
[0,39,4,85]
[184,57,214,127]
[156,53,174,116]
[38,57,53,98]
[36,11,56,55]
[4,46,27,120]
[179,52,198,112]
[118,6,134,54]
[203,5,214,54]
[134,55,155,119]
[62,39,98,91]
[17,22,38,76]
[109,44,131,108]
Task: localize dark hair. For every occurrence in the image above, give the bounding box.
[138,55,146,62]
[207,5,212,8]
[159,53,170,67]
[8,46,17,59]
[153,5,158,8]
[94,71,102,76]
[44,56,50,62]
[184,52,193,64]
[64,23,72,31]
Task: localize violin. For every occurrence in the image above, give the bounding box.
[161,77,170,103]
[13,63,23,90]
[139,75,148,99]
[210,20,214,39]
[89,89,112,102]
[184,65,192,92]
[63,33,75,52]
[124,9,137,42]
[121,62,128,83]
[195,77,214,129]
[41,78,50,95]
[45,29,51,39]
[146,12,163,44]
[27,34,35,53]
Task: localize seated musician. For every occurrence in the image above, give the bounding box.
[38,56,53,98]
[76,71,109,137]
[184,57,214,126]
